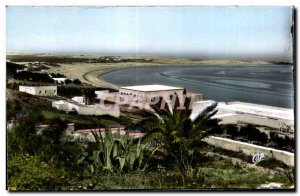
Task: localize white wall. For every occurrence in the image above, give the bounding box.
[19,86,57,96]
[52,101,69,110]
[72,96,85,104]
[52,100,120,117]
[118,89,184,107]
[204,136,294,166]
[76,105,120,117]
[95,90,109,99]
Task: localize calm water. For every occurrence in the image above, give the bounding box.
[101,65,294,108]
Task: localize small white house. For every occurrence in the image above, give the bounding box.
[52,78,68,84]
[72,96,85,105]
[95,90,110,99]
[19,86,57,96]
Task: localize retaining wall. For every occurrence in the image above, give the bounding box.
[204,136,294,166]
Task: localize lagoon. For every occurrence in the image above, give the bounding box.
[100,65,294,108]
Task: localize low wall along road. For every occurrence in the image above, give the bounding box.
[204,136,294,166]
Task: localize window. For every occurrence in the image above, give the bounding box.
[39,91,41,94]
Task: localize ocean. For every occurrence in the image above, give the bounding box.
[100,65,294,108]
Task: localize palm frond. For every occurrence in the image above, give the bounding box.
[142,131,165,143]
[150,97,171,114]
[193,102,218,124]
[151,105,172,118]
[128,117,159,131]
[135,109,158,118]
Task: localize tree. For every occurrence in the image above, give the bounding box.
[73,79,82,85]
[131,94,219,183]
[64,79,72,85]
[7,110,44,156]
[82,88,97,105]
[239,124,268,144]
[226,124,239,138]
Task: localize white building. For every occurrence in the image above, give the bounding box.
[52,100,120,117]
[119,84,185,106]
[19,86,57,96]
[72,96,85,105]
[95,90,110,99]
[95,90,119,103]
[52,78,68,84]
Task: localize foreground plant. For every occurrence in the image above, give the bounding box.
[131,93,220,184]
[78,129,146,174]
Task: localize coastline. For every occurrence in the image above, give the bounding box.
[34,58,283,90]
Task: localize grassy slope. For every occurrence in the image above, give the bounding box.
[6,91,293,189]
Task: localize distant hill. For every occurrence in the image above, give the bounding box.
[6,52,291,65]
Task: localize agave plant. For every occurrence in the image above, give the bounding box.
[78,128,146,173]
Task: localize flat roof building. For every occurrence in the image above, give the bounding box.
[119,84,185,108]
[120,84,184,92]
[19,85,57,96]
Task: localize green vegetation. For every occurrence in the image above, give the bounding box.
[240,124,268,143]
[6,62,83,86]
[14,71,54,83]
[8,155,71,191]
[6,62,25,77]
[223,124,295,152]
[6,93,294,190]
[131,95,220,183]
[78,131,146,174]
[57,85,111,99]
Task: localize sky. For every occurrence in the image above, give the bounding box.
[6,6,293,61]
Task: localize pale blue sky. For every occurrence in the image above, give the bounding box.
[6,6,293,61]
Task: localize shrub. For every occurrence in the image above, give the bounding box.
[73,79,82,85]
[8,155,71,191]
[225,124,239,138]
[239,124,268,144]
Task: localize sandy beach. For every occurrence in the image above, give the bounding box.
[40,58,273,90]
[43,62,167,89]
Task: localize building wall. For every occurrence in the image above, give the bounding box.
[19,86,57,96]
[118,88,184,107]
[76,105,120,117]
[204,136,294,166]
[52,78,67,84]
[72,96,85,105]
[52,100,120,117]
[95,90,118,103]
[52,101,69,110]
[95,90,109,99]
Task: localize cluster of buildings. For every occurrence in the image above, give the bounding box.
[18,84,294,134]
[18,83,294,165]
